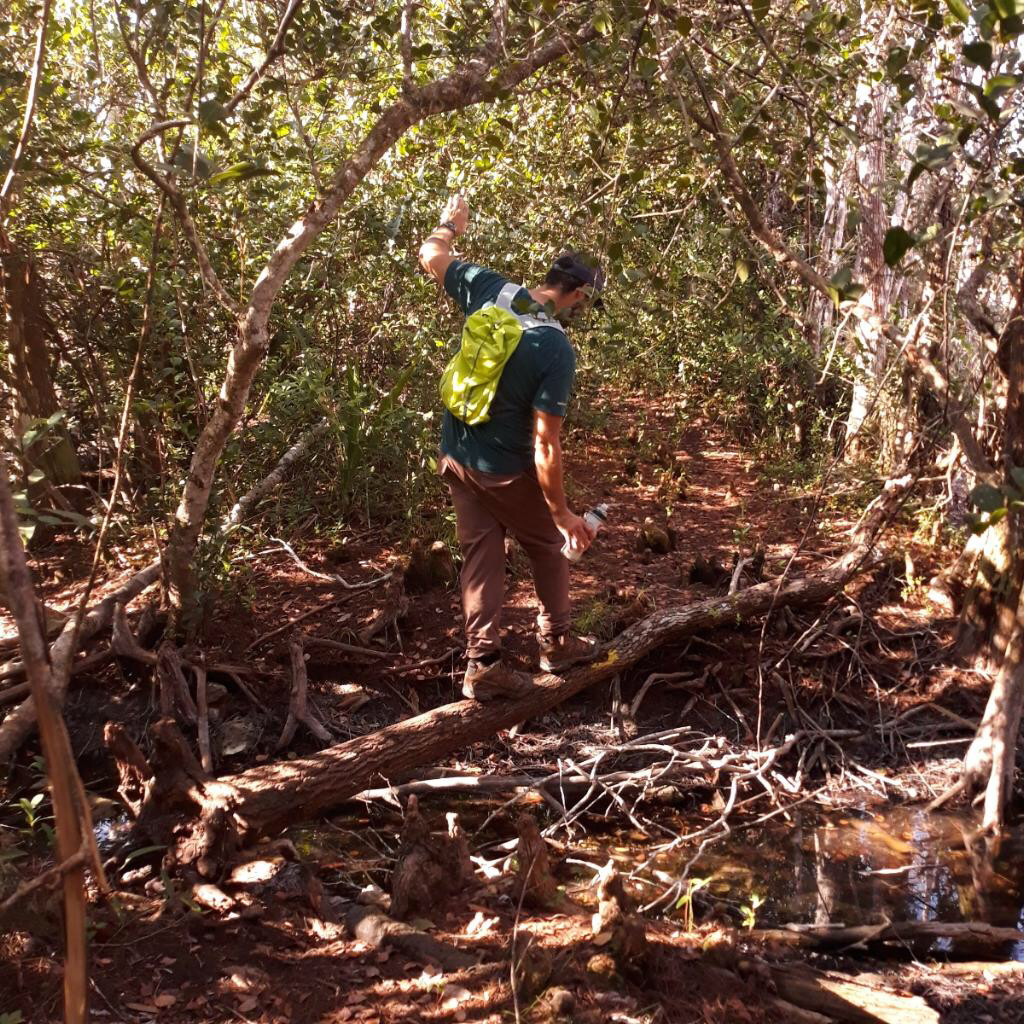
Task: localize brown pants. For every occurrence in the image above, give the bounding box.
[440,455,571,660]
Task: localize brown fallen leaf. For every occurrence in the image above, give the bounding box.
[153,993,178,1008]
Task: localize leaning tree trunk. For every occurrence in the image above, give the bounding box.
[0,242,81,487]
[147,18,596,628]
[961,255,1024,832]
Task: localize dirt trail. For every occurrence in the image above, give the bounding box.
[6,403,1019,1023]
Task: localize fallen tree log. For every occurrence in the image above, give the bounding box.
[763,961,940,1024]
[107,476,912,865]
[754,919,1024,951]
[0,560,161,762]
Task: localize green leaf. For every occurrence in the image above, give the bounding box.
[992,0,1024,16]
[752,0,770,20]
[970,482,1006,512]
[883,226,917,267]
[208,161,277,185]
[675,15,692,34]
[963,40,994,68]
[735,259,750,283]
[1010,466,1024,492]
[984,73,1021,96]
[198,98,228,124]
[27,469,46,484]
[594,10,613,35]
[947,0,971,21]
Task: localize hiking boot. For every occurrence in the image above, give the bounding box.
[462,658,534,701]
[537,632,600,674]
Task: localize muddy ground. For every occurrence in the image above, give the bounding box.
[2,401,1022,1022]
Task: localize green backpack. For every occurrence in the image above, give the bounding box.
[440,282,565,425]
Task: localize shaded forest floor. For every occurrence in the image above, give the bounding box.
[3,395,1024,1022]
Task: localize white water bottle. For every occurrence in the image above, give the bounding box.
[562,503,609,562]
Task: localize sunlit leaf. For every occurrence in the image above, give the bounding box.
[208,161,277,185]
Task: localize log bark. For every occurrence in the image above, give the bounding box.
[223,565,858,835]
[220,477,907,835]
[764,962,939,1024]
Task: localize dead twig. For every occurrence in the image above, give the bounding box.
[305,636,400,660]
[0,846,87,918]
[276,637,333,750]
[245,592,355,651]
[195,655,212,773]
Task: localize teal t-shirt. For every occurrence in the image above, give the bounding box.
[441,260,576,475]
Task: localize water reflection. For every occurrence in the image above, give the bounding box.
[653,806,1024,957]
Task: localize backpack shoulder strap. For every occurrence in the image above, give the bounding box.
[494,282,565,335]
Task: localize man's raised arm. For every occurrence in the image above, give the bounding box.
[418,193,469,284]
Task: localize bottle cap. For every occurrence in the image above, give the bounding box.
[589,504,609,523]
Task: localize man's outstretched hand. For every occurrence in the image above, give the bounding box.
[441,193,469,235]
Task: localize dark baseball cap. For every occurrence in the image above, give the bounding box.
[552,252,605,307]
[553,252,604,290]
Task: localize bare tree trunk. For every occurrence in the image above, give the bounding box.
[0,243,81,486]
[844,5,897,452]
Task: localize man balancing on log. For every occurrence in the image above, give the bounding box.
[418,193,603,701]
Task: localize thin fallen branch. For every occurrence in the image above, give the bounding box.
[245,593,356,651]
[196,656,212,774]
[754,919,1024,951]
[276,637,332,749]
[0,561,161,761]
[0,846,86,919]
[222,419,329,527]
[305,636,400,661]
